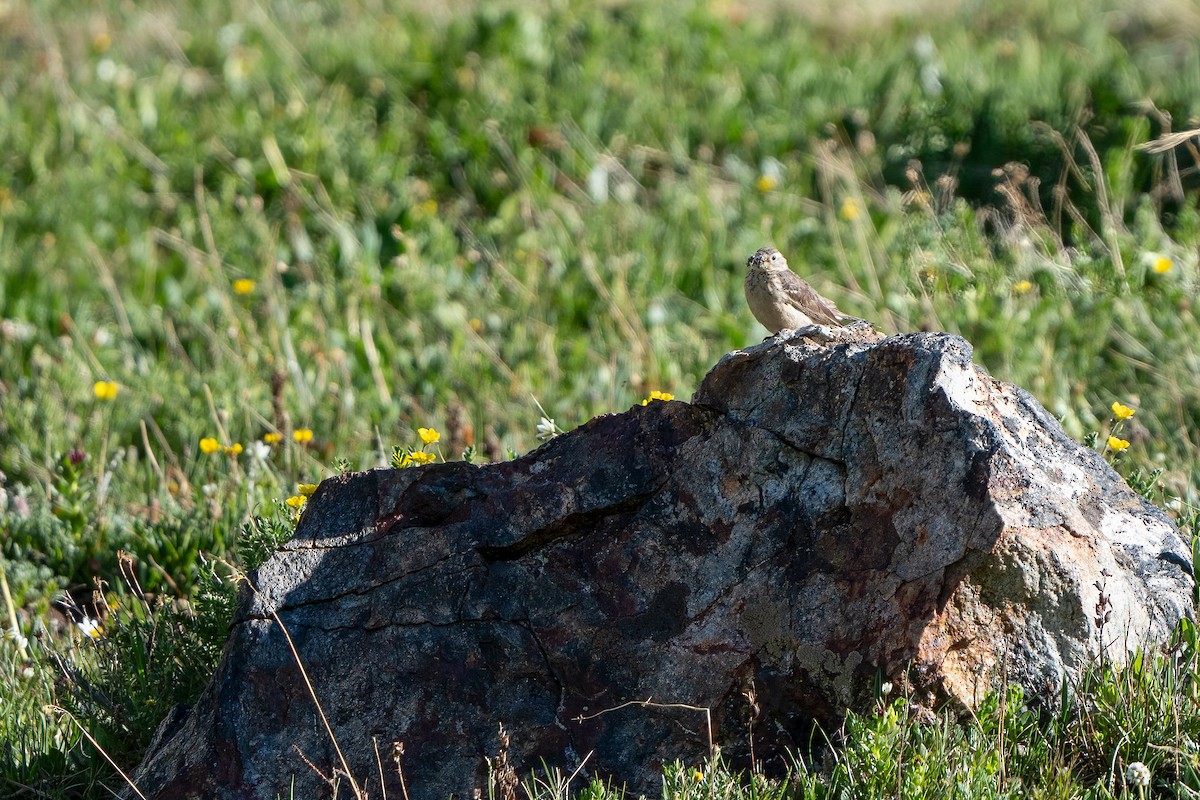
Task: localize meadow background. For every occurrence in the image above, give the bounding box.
[3,0,1200,796]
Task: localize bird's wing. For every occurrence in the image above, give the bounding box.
[778,272,845,326]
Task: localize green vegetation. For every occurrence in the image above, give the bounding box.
[1,0,1199,796]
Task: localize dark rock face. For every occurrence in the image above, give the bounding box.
[127,329,1194,800]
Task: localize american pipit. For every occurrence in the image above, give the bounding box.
[744,246,863,333]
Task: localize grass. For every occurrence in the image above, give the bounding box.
[2,0,1200,796]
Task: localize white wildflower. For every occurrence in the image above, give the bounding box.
[1126,761,1150,788]
[0,319,35,342]
[96,58,118,83]
[248,440,271,463]
[218,23,243,52]
[587,162,609,203]
[245,440,272,479]
[536,417,558,441]
[759,156,783,182]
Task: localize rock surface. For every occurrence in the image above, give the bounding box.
[127,328,1194,800]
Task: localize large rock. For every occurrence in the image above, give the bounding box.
[127,328,1193,800]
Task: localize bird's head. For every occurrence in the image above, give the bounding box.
[748,246,788,271]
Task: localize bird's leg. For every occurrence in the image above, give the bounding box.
[790,324,839,344]
[768,325,830,344]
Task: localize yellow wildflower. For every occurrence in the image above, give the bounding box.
[298,483,319,496]
[232,278,256,295]
[1012,280,1033,294]
[641,390,675,406]
[408,451,437,465]
[839,197,861,221]
[263,432,283,444]
[92,380,120,400]
[1107,435,1130,452]
[91,31,112,54]
[418,427,441,445]
[1111,402,1135,421]
[199,437,221,455]
[693,770,705,783]
[293,428,314,444]
[285,494,307,509]
[416,199,439,216]
[756,175,778,192]
[224,443,243,457]
[1153,256,1173,274]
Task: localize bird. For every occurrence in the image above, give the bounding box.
[743,246,864,334]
